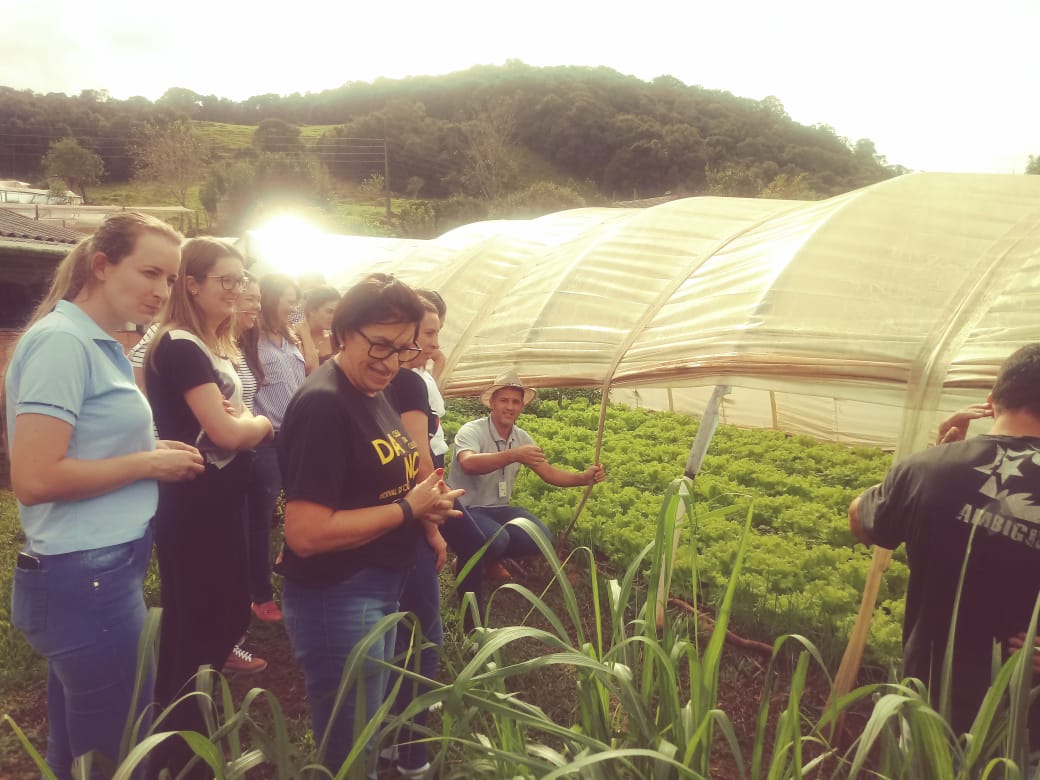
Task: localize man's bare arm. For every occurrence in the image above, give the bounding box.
[848,493,873,545]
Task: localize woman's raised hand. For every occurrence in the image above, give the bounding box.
[403,468,464,526]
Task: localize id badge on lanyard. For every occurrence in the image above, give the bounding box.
[491,417,511,501]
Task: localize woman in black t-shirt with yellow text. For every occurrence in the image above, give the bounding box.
[276,274,461,776]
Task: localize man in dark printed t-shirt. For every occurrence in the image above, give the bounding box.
[850,344,1040,740]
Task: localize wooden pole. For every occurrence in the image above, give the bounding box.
[383,137,391,226]
[829,546,892,723]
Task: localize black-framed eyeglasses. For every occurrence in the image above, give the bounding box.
[207,275,248,292]
[356,330,423,361]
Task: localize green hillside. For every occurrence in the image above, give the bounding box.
[0,64,905,234]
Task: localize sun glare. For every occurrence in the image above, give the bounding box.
[243,214,332,278]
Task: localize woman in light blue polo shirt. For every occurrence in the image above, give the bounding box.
[5,212,205,779]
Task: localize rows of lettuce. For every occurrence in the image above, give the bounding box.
[442,395,904,668]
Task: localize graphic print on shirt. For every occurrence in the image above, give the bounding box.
[196,365,241,468]
[164,329,244,469]
[958,443,1040,549]
[374,427,420,499]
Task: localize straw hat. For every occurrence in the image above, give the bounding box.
[480,370,537,407]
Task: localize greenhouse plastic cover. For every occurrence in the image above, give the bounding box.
[247,173,1040,452]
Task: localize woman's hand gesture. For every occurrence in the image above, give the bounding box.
[402,468,463,526]
[152,441,206,481]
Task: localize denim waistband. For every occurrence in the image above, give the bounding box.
[20,531,152,573]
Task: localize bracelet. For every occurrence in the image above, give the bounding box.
[396,497,414,524]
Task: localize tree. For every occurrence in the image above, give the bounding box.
[200,153,331,233]
[42,138,104,202]
[492,180,585,219]
[759,173,820,200]
[133,121,205,208]
[253,118,302,154]
[157,87,202,118]
[759,95,790,121]
[397,200,436,238]
[705,164,762,197]
[1027,155,1040,175]
[404,176,425,199]
[47,181,73,203]
[463,98,519,200]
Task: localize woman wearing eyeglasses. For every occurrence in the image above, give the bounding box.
[237,273,308,623]
[144,238,273,777]
[276,273,463,776]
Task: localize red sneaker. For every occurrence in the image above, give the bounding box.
[222,644,267,674]
[251,600,283,622]
[484,560,512,583]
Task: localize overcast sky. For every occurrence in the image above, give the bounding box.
[1,0,1036,174]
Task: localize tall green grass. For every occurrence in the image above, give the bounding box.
[3,479,1039,778]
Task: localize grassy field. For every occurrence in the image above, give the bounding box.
[0,491,45,767]
[0,492,39,689]
[192,121,345,161]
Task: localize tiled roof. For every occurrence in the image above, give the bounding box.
[0,208,82,245]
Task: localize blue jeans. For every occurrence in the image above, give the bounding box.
[439,504,551,596]
[389,538,443,771]
[11,532,153,780]
[243,441,281,603]
[282,566,407,777]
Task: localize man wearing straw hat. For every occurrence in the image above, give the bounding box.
[445,370,605,600]
[849,344,1040,741]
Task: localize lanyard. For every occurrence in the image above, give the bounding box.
[488,417,511,478]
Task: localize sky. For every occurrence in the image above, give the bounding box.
[1,0,1037,174]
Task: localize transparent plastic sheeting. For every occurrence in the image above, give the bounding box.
[244,173,1040,451]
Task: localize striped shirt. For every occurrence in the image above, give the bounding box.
[254,332,306,431]
[236,358,258,413]
[128,323,159,368]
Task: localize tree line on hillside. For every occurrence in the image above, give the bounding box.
[1,63,912,234]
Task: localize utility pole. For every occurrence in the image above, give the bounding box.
[383,134,391,226]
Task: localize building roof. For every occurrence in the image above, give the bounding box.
[0,208,82,245]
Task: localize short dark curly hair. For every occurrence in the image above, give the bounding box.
[992,344,1040,417]
[330,273,424,351]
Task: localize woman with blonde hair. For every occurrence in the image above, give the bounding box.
[145,237,273,776]
[5,212,205,779]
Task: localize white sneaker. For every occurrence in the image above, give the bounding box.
[378,746,430,778]
[395,761,431,778]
